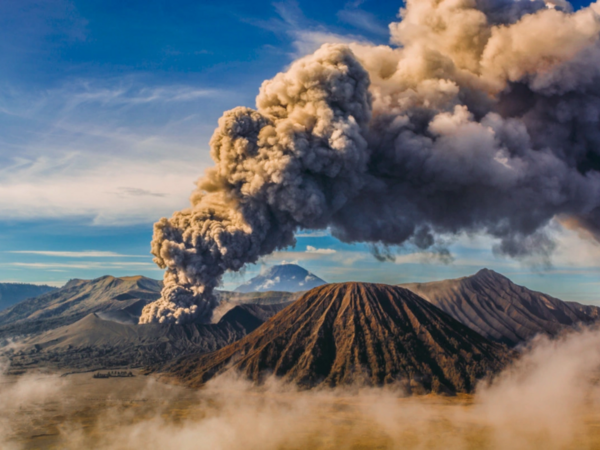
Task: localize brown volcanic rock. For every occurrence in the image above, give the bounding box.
[165,283,509,393]
[401,269,600,346]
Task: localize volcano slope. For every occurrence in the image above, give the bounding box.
[401,269,600,346]
[165,283,509,394]
[0,274,300,340]
[7,303,290,372]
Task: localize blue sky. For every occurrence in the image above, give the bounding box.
[1,0,599,304]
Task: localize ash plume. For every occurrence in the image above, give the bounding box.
[141,0,600,324]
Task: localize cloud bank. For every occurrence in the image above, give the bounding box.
[142,0,600,324]
[4,326,600,449]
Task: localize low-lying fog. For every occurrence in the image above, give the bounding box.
[3,327,600,450]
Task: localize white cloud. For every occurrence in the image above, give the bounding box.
[0,280,65,287]
[265,249,367,266]
[64,85,219,107]
[246,1,372,58]
[549,226,600,268]
[0,156,198,225]
[337,8,388,36]
[451,222,600,269]
[290,30,369,57]
[9,262,155,269]
[295,229,331,238]
[9,251,146,258]
[305,245,337,255]
[0,77,232,225]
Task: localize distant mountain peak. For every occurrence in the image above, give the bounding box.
[472,268,507,281]
[234,264,326,293]
[65,275,160,290]
[401,269,600,346]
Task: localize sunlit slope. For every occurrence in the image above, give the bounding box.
[9,303,290,371]
[166,283,509,393]
[0,275,298,339]
[401,269,600,346]
[0,276,162,337]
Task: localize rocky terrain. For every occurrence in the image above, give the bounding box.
[7,303,289,373]
[0,272,302,372]
[401,269,600,346]
[164,283,509,394]
[0,274,301,340]
[4,268,598,382]
[0,283,56,311]
[235,264,326,293]
[0,275,162,339]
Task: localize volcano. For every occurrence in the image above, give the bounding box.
[165,283,509,394]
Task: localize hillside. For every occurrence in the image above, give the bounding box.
[400,269,600,346]
[0,275,298,339]
[0,276,162,338]
[234,264,326,293]
[165,283,509,394]
[7,303,290,372]
[0,283,57,311]
[212,290,302,322]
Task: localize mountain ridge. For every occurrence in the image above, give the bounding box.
[0,283,57,312]
[7,302,291,372]
[0,275,298,340]
[400,268,600,346]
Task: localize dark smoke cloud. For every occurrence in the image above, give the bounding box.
[141,0,600,324]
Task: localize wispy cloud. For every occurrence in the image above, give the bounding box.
[61,83,220,109]
[244,0,372,57]
[265,248,368,266]
[0,73,234,225]
[9,251,147,258]
[0,279,66,287]
[337,7,389,36]
[116,187,167,198]
[9,262,156,269]
[305,245,336,255]
[296,229,331,238]
[290,30,368,57]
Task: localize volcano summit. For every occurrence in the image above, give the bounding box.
[165,283,509,394]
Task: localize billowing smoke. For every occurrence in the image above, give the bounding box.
[141,0,600,324]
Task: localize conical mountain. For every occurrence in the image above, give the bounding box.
[234,264,326,293]
[165,283,509,394]
[401,269,600,346]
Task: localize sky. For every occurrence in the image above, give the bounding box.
[1,0,600,304]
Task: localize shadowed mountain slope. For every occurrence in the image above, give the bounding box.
[0,283,57,311]
[165,283,509,394]
[401,269,600,346]
[8,303,291,372]
[234,264,326,293]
